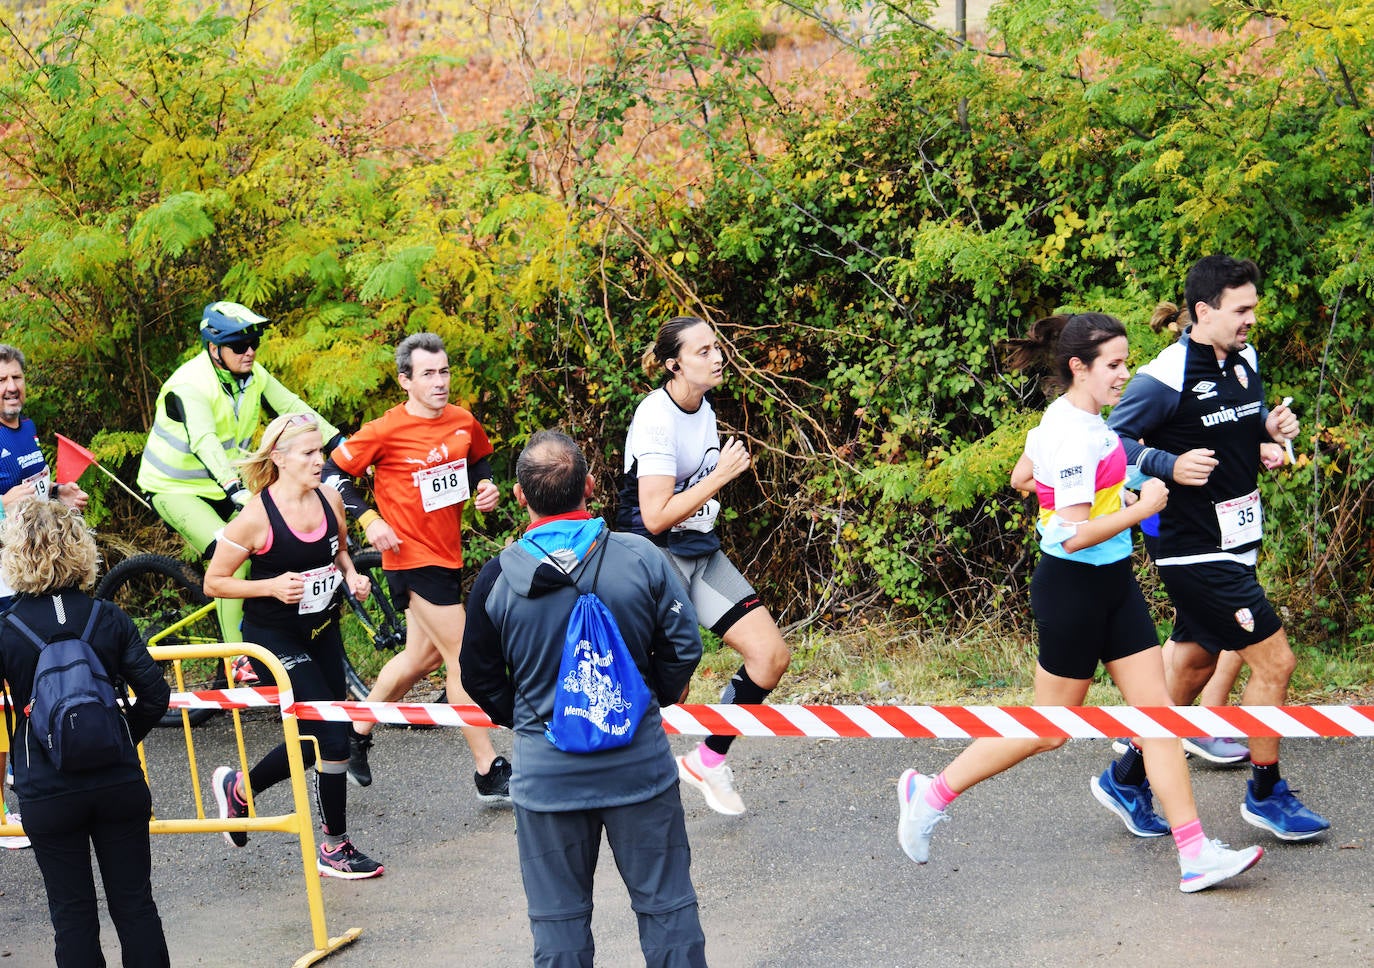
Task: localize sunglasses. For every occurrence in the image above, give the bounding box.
[220,335,261,354]
[268,413,315,451]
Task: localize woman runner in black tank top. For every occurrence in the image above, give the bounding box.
[204,413,384,879]
[245,486,341,636]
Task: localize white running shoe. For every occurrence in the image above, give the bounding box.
[897,770,947,864]
[677,747,746,815]
[1181,736,1250,765]
[1178,838,1263,893]
[1,810,30,850]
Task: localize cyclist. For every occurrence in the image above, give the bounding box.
[323,332,510,802]
[136,302,347,648]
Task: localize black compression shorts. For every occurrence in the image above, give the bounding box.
[1031,555,1159,679]
[385,565,464,608]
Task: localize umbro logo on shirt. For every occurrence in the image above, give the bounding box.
[1192,380,1218,401]
[0,449,7,458]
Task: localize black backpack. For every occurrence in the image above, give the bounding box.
[4,602,128,771]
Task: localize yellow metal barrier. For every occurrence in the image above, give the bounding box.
[1,622,361,968]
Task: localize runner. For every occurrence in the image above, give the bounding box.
[1099,255,1329,841]
[137,302,347,647]
[616,315,790,816]
[1125,435,1283,767]
[204,412,383,878]
[0,343,89,850]
[897,312,1264,892]
[323,333,509,800]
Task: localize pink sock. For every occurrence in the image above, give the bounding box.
[697,744,728,769]
[924,772,959,811]
[1172,818,1205,860]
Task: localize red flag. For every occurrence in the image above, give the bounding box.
[55,434,98,484]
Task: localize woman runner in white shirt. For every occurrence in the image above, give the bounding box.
[616,316,790,816]
[895,313,1264,893]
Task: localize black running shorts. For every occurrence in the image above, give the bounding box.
[1031,555,1159,680]
[1157,559,1282,653]
[385,565,464,608]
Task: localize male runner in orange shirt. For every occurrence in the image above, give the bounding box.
[325,333,508,800]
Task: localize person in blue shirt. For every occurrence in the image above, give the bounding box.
[0,343,88,850]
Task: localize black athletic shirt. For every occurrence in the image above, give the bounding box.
[1108,328,1271,563]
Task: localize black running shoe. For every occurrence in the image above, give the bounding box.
[348,731,374,787]
[474,755,511,803]
[317,838,385,879]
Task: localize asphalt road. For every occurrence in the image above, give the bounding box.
[2,716,1371,966]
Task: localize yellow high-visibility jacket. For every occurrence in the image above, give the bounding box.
[137,351,340,499]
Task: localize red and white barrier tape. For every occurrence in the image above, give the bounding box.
[159,689,1374,738]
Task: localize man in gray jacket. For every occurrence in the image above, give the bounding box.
[461,429,707,968]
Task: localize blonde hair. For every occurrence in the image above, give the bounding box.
[237,412,320,494]
[0,499,99,593]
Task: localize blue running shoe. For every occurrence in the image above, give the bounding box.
[1241,779,1330,841]
[1091,767,1169,838]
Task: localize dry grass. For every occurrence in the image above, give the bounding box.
[685,615,1374,707]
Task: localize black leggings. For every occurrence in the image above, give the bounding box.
[242,619,351,835]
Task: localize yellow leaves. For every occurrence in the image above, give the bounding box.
[1055,206,1086,232]
[1152,148,1185,175]
[1243,159,1279,183]
[1032,204,1086,267]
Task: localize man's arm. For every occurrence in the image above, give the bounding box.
[459,560,515,728]
[645,550,703,706]
[259,370,343,448]
[320,424,400,552]
[1107,372,1181,480]
[168,389,241,492]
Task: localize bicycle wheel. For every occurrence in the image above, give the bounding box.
[339,550,407,701]
[94,554,227,727]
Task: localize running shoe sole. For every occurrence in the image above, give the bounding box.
[1090,774,1169,838]
[1180,845,1263,893]
[677,754,747,816]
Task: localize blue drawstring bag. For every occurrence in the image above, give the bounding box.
[527,530,653,754]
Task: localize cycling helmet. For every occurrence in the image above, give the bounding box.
[200,301,268,344]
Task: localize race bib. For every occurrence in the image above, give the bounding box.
[671,498,720,534]
[298,564,341,615]
[23,468,51,501]
[1215,489,1262,550]
[414,458,469,513]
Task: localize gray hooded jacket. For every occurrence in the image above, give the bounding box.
[461,519,702,811]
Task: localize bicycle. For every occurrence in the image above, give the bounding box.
[94,546,406,727]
